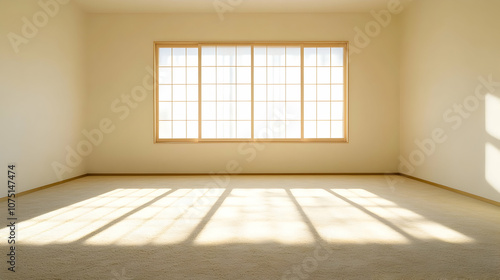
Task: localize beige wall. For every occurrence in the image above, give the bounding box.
[400,0,500,202]
[85,13,401,174]
[0,0,87,195]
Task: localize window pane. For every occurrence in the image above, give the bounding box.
[237,67,251,84]
[254,121,267,138]
[187,85,198,101]
[286,47,301,66]
[331,121,344,138]
[268,102,285,121]
[268,67,285,84]
[173,103,186,120]
[159,102,172,121]
[254,85,267,101]
[187,102,198,120]
[268,47,285,66]
[217,85,236,101]
[254,47,267,66]
[217,102,236,120]
[317,121,330,138]
[286,67,301,84]
[317,85,330,101]
[317,48,330,66]
[304,67,316,84]
[268,121,285,138]
[286,121,301,138]
[237,46,251,66]
[317,102,330,120]
[187,121,198,138]
[254,102,267,120]
[159,121,172,138]
[237,102,251,120]
[159,68,171,84]
[173,48,186,66]
[268,85,285,101]
[317,67,330,84]
[332,85,344,101]
[331,48,344,66]
[331,102,344,120]
[237,85,251,101]
[173,85,186,101]
[304,48,316,66]
[159,85,171,101]
[187,48,198,66]
[254,67,267,84]
[159,48,171,66]
[173,121,186,138]
[304,85,316,101]
[202,47,216,66]
[202,85,216,101]
[217,67,236,83]
[186,67,198,84]
[286,85,301,101]
[304,102,316,120]
[304,121,316,138]
[173,67,186,84]
[286,102,301,121]
[217,47,236,66]
[202,102,216,120]
[202,121,216,138]
[202,67,216,83]
[237,121,251,138]
[217,121,237,138]
[331,67,343,84]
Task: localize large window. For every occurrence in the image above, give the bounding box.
[155,42,348,142]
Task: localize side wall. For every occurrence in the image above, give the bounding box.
[85,12,401,174]
[0,0,87,195]
[400,0,500,202]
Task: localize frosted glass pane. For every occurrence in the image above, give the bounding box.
[268,121,285,138]
[237,102,251,120]
[268,102,286,121]
[202,47,216,66]
[159,121,172,138]
[159,68,171,84]
[331,121,344,138]
[317,48,330,66]
[186,85,198,101]
[186,48,198,66]
[254,121,267,138]
[217,47,236,66]
[286,121,301,138]
[202,102,216,120]
[254,102,267,120]
[237,85,251,101]
[268,47,286,66]
[304,48,316,66]
[331,102,344,120]
[286,47,301,66]
[286,67,301,84]
[217,67,236,84]
[173,67,186,84]
[237,67,251,84]
[237,46,251,66]
[159,48,171,66]
[317,102,330,120]
[217,102,236,120]
[317,67,330,84]
[304,121,316,138]
[268,85,285,101]
[286,85,301,101]
[268,67,285,84]
[172,121,186,138]
[254,85,267,101]
[304,67,316,84]
[237,121,251,138]
[173,102,186,120]
[173,85,186,101]
[217,85,236,101]
[332,85,344,100]
[254,47,267,66]
[331,67,344,84]
[186,67,198,84]
[254,67,267,84]
[317,121,330,138]
[159,85,171,101]
[202,85,216,101]
[317,85,330,101]
[331,48,344,66]
[217,121,237,138]
[202,121,216,138]
[187,102,198,120]
[173,48,186,66]
[187,121,198,138]
[304,102,316,120]
[159,102,172,121]
[286,102,301,121]
[304,85,316,101]
[202,67,216,83]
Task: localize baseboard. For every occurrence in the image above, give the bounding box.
[399,173,500,207]
[86,172,399,176]
[0,174,88,202]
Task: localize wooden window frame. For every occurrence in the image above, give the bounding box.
[154,41,349,143]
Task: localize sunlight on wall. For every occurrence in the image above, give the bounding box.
[485,143,500,193]
[486,93,500,140]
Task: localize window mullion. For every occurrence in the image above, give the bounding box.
[300,46,304,139]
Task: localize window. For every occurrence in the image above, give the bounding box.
[155,42,348,142]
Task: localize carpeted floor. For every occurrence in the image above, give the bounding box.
[1,175,499,279]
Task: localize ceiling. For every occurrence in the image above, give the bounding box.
[74,0,403,14]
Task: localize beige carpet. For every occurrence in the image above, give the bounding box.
[1,175,499,279]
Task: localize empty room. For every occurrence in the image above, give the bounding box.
[1,0,499,279]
